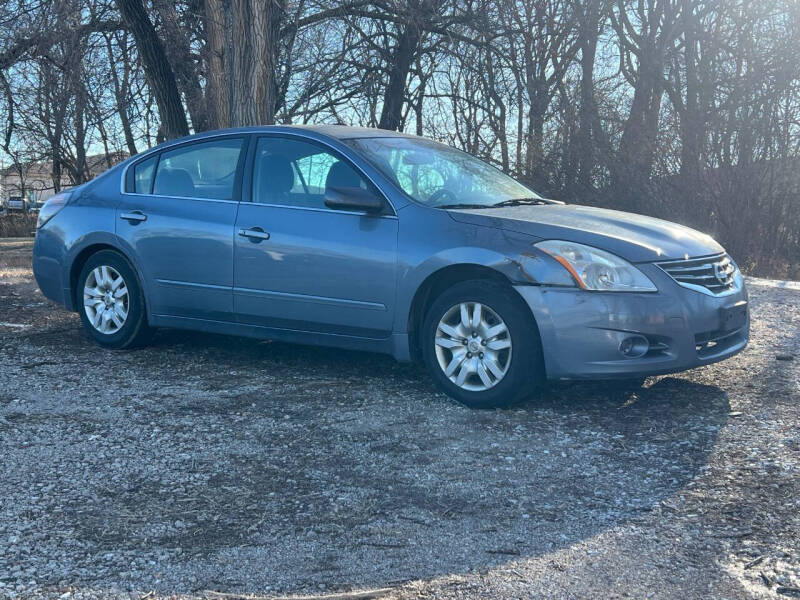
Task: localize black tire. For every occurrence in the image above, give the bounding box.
[421,279,544,408]
[76,249,152,349]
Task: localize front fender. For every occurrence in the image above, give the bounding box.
[393,204,582,337]
[393,234,573,335]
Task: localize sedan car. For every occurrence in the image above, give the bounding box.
[32,125,749,408]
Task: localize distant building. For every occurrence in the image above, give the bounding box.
[1,152,128,208]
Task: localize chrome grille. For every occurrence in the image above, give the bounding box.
[656,253,737,295]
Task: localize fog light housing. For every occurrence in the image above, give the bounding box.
[619,335,649,358]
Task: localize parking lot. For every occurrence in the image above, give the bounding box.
[1,237,798,599]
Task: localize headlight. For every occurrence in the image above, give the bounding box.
[535,240,657,292]
[36,191,71,228]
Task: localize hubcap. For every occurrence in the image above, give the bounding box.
[434,301,512,392]
[83,265,129,335]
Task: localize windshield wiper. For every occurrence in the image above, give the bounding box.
[490,197,551,207]
[437,203,494,210]
[438,197,557,210]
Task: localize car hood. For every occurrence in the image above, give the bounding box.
[447,203,724,262]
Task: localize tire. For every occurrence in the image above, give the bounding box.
[76,249,152,349]
[421,279,544,408]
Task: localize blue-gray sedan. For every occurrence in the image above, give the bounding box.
[32,125,749,407]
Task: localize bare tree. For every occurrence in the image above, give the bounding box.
[115,0,189,138]
[609,0,682,208]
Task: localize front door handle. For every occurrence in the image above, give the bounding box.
[120,210,147,223]
[238,227,270,242]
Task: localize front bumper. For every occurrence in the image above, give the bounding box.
[515,263,749,380]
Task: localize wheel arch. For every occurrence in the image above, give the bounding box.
[406,263,537,362]
[68,243,146,316]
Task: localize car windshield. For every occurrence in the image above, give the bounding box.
[344,136,542,208]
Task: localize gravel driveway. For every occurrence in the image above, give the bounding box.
[1,238,798,600]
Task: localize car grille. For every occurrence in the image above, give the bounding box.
[656,253,737,295]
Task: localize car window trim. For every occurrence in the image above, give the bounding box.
[232,135,253,202]
[243,133,397,218]
[148,153,161,195]
[121,133,251,202]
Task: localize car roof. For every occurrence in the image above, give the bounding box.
[115,125,426,173]
[289,124,421,140]
[172,124,422,142]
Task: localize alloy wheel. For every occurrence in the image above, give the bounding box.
[83,265,129,335]
[434,301,512,391]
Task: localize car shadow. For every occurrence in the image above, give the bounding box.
[26,327,730,594]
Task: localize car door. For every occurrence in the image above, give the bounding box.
[117,136,247,321]
[233,135,398,338]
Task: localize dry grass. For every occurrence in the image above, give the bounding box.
[0,212,36,238]
[741,255,800,281]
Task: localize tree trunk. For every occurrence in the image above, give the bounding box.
[203,0,229,129]
[73,69,88,184]
[47,64,67,194]
[105,33,138,155]
[414,61,426,136]
[153,0,209,131]
[678,1,702,197]
[525,80,547,189]
[576,3,601,193]
[614,62,663,205]
[51,144,62,194]
[229,0,284,126]
[378,17,422,131]
[483,46,509,171]
[115,0,189,139]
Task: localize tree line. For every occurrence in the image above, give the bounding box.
[1,0,798,277]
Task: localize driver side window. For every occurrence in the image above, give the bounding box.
[252,137,369,209]
[292,153,338,195]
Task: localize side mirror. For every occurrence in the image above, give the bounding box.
[324,186,385,214]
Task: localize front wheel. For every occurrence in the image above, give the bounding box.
[421,280,543,408]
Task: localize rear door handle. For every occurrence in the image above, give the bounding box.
[238,227,270,242]
[120,211,147,223]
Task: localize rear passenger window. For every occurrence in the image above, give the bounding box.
[132,155,157,194]
[153,138,243,200]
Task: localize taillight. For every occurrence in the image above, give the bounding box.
[36,191,72,228]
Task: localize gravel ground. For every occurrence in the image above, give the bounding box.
[1,237,798,600]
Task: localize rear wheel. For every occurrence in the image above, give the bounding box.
[421,280,543,408]
[77,250,152,349]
